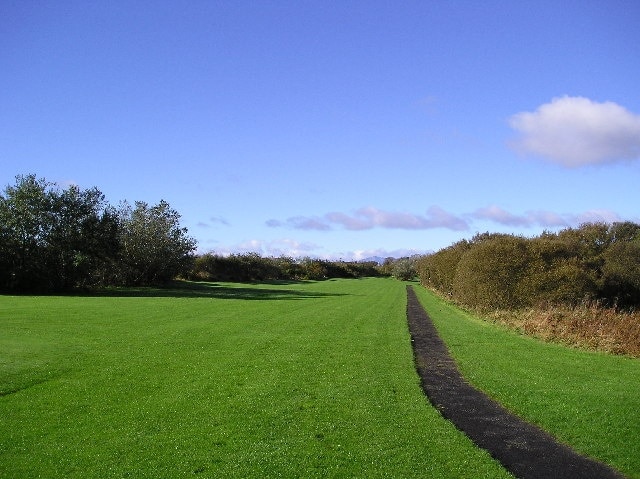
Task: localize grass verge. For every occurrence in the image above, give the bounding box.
[412,285,640,479]
[486,303,640,357]
[0,278,511,478]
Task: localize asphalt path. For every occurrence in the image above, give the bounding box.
[406,286,626,479]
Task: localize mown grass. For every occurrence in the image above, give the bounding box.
[412,285,640,479]
[0,278,512,479]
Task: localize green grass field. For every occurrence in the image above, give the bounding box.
[0,278,512,479]
[412,286,640,479]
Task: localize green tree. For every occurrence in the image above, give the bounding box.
[117,200,196,285]
[608,221,640,243]
[46,185,120,289]
[0,174,52,290]
[0,174,119,291]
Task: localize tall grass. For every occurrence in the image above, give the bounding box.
[487,302,640,357]
[0,279,511,479]
[413,286,640,479]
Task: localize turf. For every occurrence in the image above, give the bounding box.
[0,278,512,478]
[412,285,640,479]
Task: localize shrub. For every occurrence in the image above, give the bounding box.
[601,240,640,307]
[522,235,597,306]
[452,235,530,310]
[417,240,470,293]
[188,254,383,282]
[391,257,417,281]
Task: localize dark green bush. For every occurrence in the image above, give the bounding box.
[452,235,530,310]
[417,240,470,293]
[188,254,383,282]
[417,222,640,311]
[602,240,640,307]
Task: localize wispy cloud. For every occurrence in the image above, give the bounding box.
[216,206,631,260]
[471,205,567,228]
[197,216,231,228]
[570,209,623,225]
[324,211,372,230]
[271,204,628,233]
[346,247,430,261]
[57,178,79,188]
[472,205,531,227]
[525,210,568,228]
[210,216,230,226]
[267,206,469,231]
[211,238,321,257]
[509,96,640,167]
[471,205,624,228]
[266,216,331,231]
[348,206,467,230]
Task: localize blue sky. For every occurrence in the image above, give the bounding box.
[2,1,639,259]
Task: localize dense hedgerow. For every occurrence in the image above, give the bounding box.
[417,222,640,311]
[188,253,382,282]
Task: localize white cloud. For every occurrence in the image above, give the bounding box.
[472,205,532,227]
[352,206,469,231]
[288,216,332,231]
[346,248,429,261]
[509,96,640,167]
[212,238,321,258]
[266,216,331,231]
[525,210,568,228]
[325,211,371,230]
[265,239,320,257]
[268,206,469,232]
[356,206,434,230]
[208,206,632,260]
[570,209,623,225]
[210,216,230,226]
[235,239,264,253]
[269,205,630,235]
[197,216,230,228]
[472,205,624,228]
[472,206,568,228]
[57,178,79,189]
[421,206,469,231]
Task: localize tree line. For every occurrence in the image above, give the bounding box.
[417,222,640,311]
[0,174,391,292]
[12,174,637,307]
[188,253,382,282]
[0,174,196,292]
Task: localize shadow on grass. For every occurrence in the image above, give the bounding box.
[89,280,346,300]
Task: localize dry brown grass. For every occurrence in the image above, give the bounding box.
[487,303,640,358]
